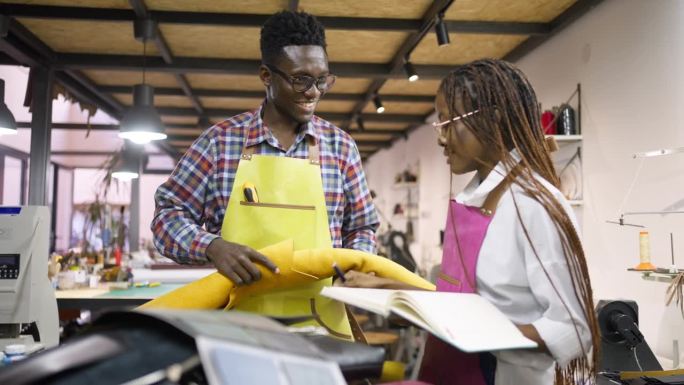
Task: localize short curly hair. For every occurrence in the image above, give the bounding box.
[260,11,327,65]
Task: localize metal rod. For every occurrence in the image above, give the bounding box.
[623,211,684,216]
[28,66,54,206]
[633,147,684,159]
[672,233,675,266]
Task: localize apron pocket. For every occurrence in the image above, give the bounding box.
[230,201,318,250]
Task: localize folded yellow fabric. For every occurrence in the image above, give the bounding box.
[140,240,435,310]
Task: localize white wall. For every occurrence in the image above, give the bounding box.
[366,0,683,362]
[72,168,131,205]
[516,0,684,358]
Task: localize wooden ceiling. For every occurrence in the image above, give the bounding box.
[0,0,601,161]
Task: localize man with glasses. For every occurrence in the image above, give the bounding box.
[152,11,378,338]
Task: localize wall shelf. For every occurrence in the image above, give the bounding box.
[549,135,583,142]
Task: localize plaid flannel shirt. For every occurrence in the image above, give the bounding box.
[152,105,379,263]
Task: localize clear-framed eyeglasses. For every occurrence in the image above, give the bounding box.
[432,109,479,137]
[266,64,336,93]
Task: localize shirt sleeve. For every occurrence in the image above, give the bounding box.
[151,130,220,264]
[518,195,592,367]
[341,140,379,253]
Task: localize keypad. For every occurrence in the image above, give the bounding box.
[0,268,18,279]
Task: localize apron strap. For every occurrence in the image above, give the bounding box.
[241,141,256,160]
[309,298,352,340]
[240,135,320,165]
[480,165,522,216]
[307,136,320,165]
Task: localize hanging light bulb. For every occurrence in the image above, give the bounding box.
[0,79,18,136]
[373,96,385,114]
[112,144,141,181]
[119,19,166,145]
[404,61,419,82]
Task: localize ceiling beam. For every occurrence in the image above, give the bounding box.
[364,1,603,162]
[343,0,455,130]
[55,54,456,79]
[444,20,549,35]
[1,16,181,160]
[17,122,409,137]
[55,53,454,79]
[98,85,435,103]
[156,107,425,123]
[0,3,550,35]
[1,18,126,119]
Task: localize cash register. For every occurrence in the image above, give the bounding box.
[0,206,59,353]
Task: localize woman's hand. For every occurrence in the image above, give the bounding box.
[334,270,424,290]
[334,271,387,288]
[516,324,549,354]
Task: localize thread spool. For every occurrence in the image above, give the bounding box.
[635,231,657,270]
[557,104,577,135]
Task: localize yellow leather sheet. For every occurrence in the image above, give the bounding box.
[140,240,435,310]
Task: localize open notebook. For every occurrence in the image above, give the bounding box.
[320,287,537,353]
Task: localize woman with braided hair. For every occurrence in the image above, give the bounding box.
[338,59,599,385]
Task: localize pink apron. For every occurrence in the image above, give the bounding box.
[418,200,498,385]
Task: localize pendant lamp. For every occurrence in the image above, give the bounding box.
[112,143,142,181]
[118,19,166,145]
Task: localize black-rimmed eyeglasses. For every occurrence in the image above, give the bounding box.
[266,65,336,93]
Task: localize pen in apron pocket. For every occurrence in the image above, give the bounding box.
[243,182,259,203]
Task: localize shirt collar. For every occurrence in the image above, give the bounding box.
[243,102,320,149]
[456,149,521,207]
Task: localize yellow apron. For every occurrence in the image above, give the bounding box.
[220,137,352,339]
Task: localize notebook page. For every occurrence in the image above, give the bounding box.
[395,291,537,352]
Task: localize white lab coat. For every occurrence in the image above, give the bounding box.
[455,161,592,385]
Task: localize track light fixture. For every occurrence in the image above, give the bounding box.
[373,96,385,114]
[198,115,211,128]
[356,116,365,131]
[435,13,450,47]
[404,60,419,82]
[0,79,17,136]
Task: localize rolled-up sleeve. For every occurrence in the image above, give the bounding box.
[151,131,219,264]
[521,203,591,367]
[341,140,379,253]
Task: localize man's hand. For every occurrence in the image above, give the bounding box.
[206,238,279,285]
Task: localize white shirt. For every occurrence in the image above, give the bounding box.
[455,159,591,385]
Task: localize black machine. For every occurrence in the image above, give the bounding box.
[597,300,662,373]
[0,309,386,385]
[383,231,417,272]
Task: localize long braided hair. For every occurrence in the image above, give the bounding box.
[439,59,599,385]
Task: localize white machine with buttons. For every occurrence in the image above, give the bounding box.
[0,206,59,352]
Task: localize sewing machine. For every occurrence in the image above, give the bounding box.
[0,206,59,353]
